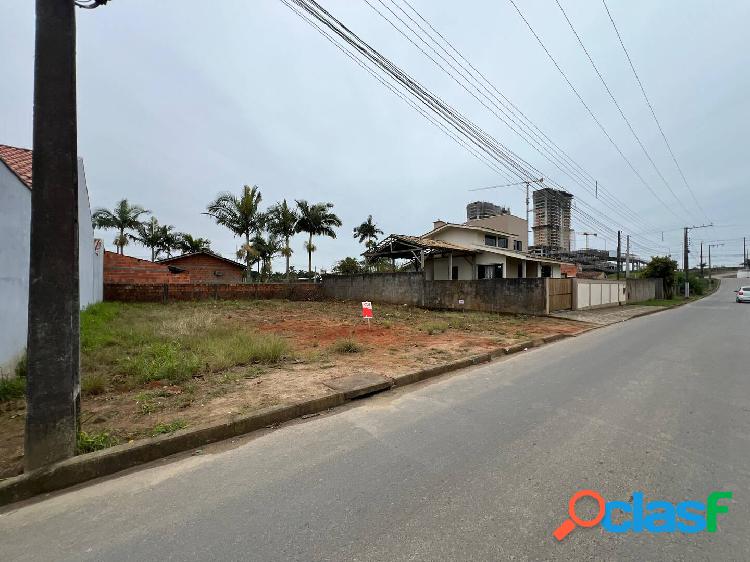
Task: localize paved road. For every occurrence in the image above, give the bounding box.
[2,281,749,560]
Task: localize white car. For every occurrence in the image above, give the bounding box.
[736,286,750,303]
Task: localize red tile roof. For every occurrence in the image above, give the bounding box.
[0,144,33,190]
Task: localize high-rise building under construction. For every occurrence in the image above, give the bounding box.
[532,188,574,253]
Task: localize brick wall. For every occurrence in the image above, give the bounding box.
[104,282,323,303]
[160,253,244,283]
[104,251,191,284]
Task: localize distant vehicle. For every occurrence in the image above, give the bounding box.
[736,286,750,303]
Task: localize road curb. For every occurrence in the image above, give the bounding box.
[0,331,577,508]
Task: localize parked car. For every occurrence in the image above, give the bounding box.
[736,286,750,303]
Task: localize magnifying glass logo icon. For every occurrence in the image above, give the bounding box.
[553,490,606,541]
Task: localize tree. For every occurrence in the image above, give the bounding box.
[236,242,260,281]
[177,233,212,255]
[132,217,173,261]
[92,199,149,255]
[205,185,265,274]
[253,234,283,281]
[295,200,342,275]
[333,256,364,275]
[267,199,299,281]
[643,256,678,299]
[353,215,383,250]
[156,225,179,259]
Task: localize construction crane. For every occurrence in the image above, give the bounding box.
[581,232,598,250]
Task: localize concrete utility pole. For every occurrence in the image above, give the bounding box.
[708,243,724,282]
[682,224,712,299]
[616,230,622,280]
[700,242,704,278]
[625,235,630,279]
[745,236,748,269]
[25,0,80,469]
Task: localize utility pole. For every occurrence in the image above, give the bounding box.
[625,235,630,279]
[616,230,622,280]
[744,236,748,269]
[682,224,712,299]
[700,242,704,278]
[25,0,80,469]
[25,0,110,471]
[708,243,724,283]
[524,178,543,250]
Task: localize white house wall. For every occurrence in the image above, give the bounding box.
[0,161,32,377]
[0,157,101,377]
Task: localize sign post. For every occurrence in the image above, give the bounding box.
[362,301,373,327]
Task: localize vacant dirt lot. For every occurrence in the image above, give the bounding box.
[0,299,590,478]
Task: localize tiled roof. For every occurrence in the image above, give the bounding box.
[0,144,32,189]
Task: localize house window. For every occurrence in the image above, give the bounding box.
[478,264,503,279]
[514,240,523,251]
[484,235,497,247]
[498,237,509,249]
[451,266,459,280]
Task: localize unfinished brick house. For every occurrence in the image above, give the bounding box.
[158,251,246,283]
[104,251,191,284]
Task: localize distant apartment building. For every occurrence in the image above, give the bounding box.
[465,201,510,220]
[531,188,574,254]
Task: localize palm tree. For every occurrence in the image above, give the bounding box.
[236,242,260,281]
[92,199,149,255]
[267,199,299,281]
[253,234,282,282]
[156,225,179,259]
[295,200,342,275]
[131,217,172,261]
[204,185,265,274]
[177,233,211,254]
[353,215,384,252]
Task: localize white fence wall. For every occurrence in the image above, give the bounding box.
[573,279,626,310]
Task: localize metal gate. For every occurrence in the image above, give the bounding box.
[548,278,572,312]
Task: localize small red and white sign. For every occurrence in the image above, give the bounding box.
[362,301,373,318]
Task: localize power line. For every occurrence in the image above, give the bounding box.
[377,0,660,236]
[507,0,687,224]
[602,0,710,224]
[554,0,698,223]
[280,0,667,255]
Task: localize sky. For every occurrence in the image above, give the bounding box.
[1,0,748,269]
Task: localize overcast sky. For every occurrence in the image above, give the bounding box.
[2,1,748,268]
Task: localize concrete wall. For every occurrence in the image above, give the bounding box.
[626,278,664,303]
[573,279,626,310]
[0,158,102,377]
[322,273,547,315]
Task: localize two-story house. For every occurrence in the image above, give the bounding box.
[365,212,565,279]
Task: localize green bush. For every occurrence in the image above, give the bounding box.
[332,338,363,353]
[0,376,25,402]
[77,430,119,453]
[15,353,27,378]
[82,373,107,395]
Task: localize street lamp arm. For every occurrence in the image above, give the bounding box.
[75,0,110,8]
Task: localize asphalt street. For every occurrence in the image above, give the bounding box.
[2,280,749,560]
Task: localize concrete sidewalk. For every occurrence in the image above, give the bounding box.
[550,304,665,325]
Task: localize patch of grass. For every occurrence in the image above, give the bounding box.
[332,338,363,353]
[77,430,119,453]
[80,302,123,351]
[194,331,290,370]
[150,420,187,437]
[121,342,201,384]
[15,353,27,378]
[0,376,25,402]
[82,373,106,396]
[135,391,164,415]
[420,321,449,335]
